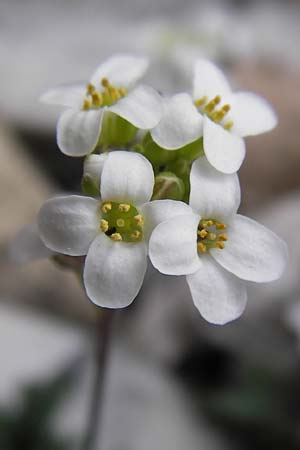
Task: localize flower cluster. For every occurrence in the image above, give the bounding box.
[18,54,288,324]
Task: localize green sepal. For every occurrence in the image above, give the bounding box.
[98,112,137,148]
[81,174,99,197]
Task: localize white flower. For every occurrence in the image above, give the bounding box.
[40,54,163,157]
[149,158,288,325]
[151,59,277,174]
[37,151,190,308]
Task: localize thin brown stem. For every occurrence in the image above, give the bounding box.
[81,309,115,450]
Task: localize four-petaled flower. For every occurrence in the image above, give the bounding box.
[149,158,288,324]
[38,151,189,308]
[40,54,163,156]
[150,59,277,174]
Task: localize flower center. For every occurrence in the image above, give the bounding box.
[194,95,234,131]
[100,202,144,243]
[197,219,228,254]
[82,78,127,110]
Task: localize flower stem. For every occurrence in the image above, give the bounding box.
[81,309,115,450]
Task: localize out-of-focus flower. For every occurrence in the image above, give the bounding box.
[40,54,163,156]
[9,222,53,264]
[150,59,277,174]
[38,151,190,308]
[149,158,288,324]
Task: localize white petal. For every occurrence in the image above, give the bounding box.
[109,85,163,129]
[101,151,154,206]
[186,256,247,325]
[84,234,147,308]
[57,108,103,157]
[193,59,231,101]
[9,222,52,264]
[90,54,148,89]
[83,153,108,190]
[39,83,86,108]
[211,214,288,283]
[229,92,278,137]
[38,195,100,256]
[149,213,201,275]
[189,157,240,220]
[203,116,246,174]
[140,200,193,242]
[150,93,203,150]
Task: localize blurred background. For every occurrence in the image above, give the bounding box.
[1,0,300,449]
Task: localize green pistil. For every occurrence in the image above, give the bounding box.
[100,202,144,243]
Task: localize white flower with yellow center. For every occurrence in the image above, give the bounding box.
[149,158,288,324]
[151,59,277,174]
[37,151,190,308]
[40,54,163,157]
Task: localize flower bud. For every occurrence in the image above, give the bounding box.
[82,153,108,196]
[152,171,185,201]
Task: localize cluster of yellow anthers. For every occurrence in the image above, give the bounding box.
[82,78,127,110]
[197,219,228,253]
[99,202,144,243]
[194,95,234,131]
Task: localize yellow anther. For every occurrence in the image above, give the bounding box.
[215,241,225,249]
[87,83,96,95]
[100,219,109,232]
[118,204,130,212]
[222,104,231,113]
[101,77,110,87]
[194,96,207,107]
[119,87,127,96]
[131,230,142,240]
[218,233,228,241]
[224,121,234,130]
[111,233,122,241]
[208,233,217,241]
[198,229,208,238]
[197,242,207,253]
[101,202,112,213]
[116,218,125,227]
[216,223,227,230]
[82,98,92,110]
[212,109,227,122]
[205,220,214,227]
[134,214,144,226]
[92,91,103,107]
[205,96,221,113]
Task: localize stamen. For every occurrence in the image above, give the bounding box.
[100,219,109,232]
[198,229,208,238]
[218,233,228,241]
[118,204,131,212]
[101,202,112,213]
[205,95,221,113]
[224,121,234,130]
[87,83,96,95]
[131,230,142,240]
[197,242,207,253]
[92,91,103,107]
[111,233,122,241]
[134,214,144,226]
[215,241,225,249]
[101,77,110,87]
[82,98,92,110]
[119,87,127,96]
[216,223,227,230]
[194,96,207,107]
